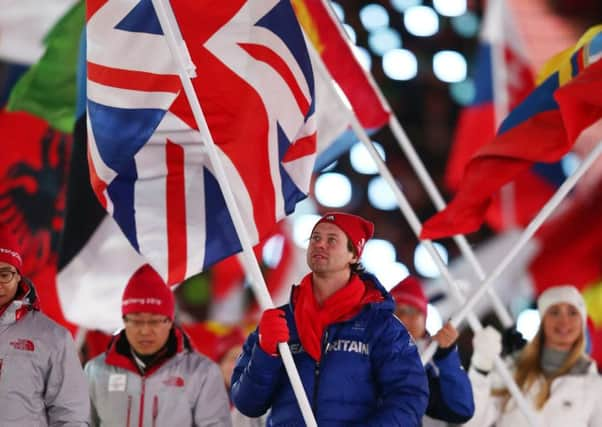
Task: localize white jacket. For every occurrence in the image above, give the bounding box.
[85,328,232,427]
[0,281,90,426]
[463,360,602,427]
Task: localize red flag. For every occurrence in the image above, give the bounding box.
[87,0,318,285]
[292,0,390,130]
[421,27,602,240]
[0,110,76,334]
[444,0,561,232]
[529,177,602,292]
[446,0,533,192]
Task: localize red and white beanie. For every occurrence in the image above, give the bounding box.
[122,264,175,321]
[390,275,428,316]
[537,285,586,324]
[312,212,374,257]
[0,228,23,272]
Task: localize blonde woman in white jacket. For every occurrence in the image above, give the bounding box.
[463,285,602,427]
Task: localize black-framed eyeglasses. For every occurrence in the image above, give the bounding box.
[123,316,171,329]
[0,270,18,284]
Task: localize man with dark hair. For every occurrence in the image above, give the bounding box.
[232,212,428,426]
[84,264,231,426]
[0,228,89,426]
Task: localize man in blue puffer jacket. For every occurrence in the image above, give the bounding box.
[231,212,429,426]
[390,276,474,426]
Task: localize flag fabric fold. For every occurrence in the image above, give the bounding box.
[444,0,567,233]
[6,1,85,133]
[421,26,602,240]
[0,111,75,332]
[292,0,391,170]
[291,0,389,130]
[0,2,84,334]
[0,0,78,65]
[445,0,533,193]
[86,0,317,285]
[528,177,602,293]
[58,115,147,332]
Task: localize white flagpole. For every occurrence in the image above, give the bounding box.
[429,141,602,346]
[320,0,515,329]
[489,0,516,229]
[151,1,317,425]
[388,118,514,328]
[308,40,538,426]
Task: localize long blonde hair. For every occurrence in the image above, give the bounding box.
[493,324,586,410]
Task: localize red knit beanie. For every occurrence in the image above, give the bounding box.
[122,264,175,320]
[0,228,23,272]
[390,275,428,315]
[313,212,374,257]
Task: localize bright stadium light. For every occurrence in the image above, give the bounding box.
[391,0,422,13]
[404,6,438,37]
[517,309,541,341]
[414,242,448,278]
[368,27,402,56]
[382,48,418,80]
[331,2,345,21]
[359,3,390,31]
[376,262,410,290]
[362,239,397,273]
[367,176,398,211]
[292,214,321,249]
[349,141,386,174]
[433,0,466,17]
[343,24,357,44]
[451,11,480,38]
[433,50,467,82]
[262,234,285,268]
[314,173,352,208]
[449,78,476,105]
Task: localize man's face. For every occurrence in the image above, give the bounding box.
[306,222,357,276]
[0,261,20,308]
[395,303,426,340]
[123,313,173,355]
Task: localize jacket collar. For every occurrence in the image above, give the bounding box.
[0,278,40,326]
[104,326,192,376]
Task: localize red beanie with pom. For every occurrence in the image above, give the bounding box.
[390,275,428,315]
[0,228,23,272]
[122,264,175,320]
[313,212,374,257]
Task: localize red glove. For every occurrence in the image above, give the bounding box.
[258,308,289,356]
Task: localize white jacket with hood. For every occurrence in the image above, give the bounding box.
[85,326,232,427]
[0,279,90,426]
[462,359,602,427]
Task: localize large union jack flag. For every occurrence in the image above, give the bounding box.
[86,0,316,285]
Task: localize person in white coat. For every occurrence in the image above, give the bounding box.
[464,285,602,427]
[85,264,232,426]
[0,228,90,426]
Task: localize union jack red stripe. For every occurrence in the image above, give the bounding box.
[86,0,316,284]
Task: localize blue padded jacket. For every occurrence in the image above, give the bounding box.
[424,343,475,423]
[231,272,429,426]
